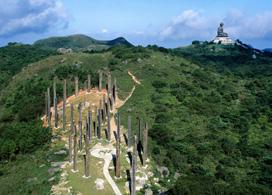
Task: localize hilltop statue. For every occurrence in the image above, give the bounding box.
[213,22,234,45]
[217,23,228,37]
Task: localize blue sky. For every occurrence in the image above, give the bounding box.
[0,0,272,48]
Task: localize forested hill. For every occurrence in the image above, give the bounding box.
[0,43,56,91]
[34,34,133,51]
[0,42,271,194]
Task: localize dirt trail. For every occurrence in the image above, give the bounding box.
[47,71,141,195]
[128,70,141,85]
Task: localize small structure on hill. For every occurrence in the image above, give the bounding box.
[213,23,234,45]
[57,48,73,54]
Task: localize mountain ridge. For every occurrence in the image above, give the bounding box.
[33,34,133,51]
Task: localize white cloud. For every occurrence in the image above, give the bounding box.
[160,9,272,42]
[0,0,69,37]
[101,28,108,33]
[224,10,272,40]
[160,10,213,40]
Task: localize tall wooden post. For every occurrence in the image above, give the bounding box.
[94,107,97,137]
[103,95,106,121]
[128,115,132,148]
[87,74,91,93]
[47,87,51,128]
[45,92,47,118]
[78,103,83,150]
[99,99,104,122]
[131,135,137,195]
[108,96,113,111]
[107,101,111,141]
[113,77,117,102]
[137,118,141,145]
[75,76,79,96]
[84,135,90,177]
[63,79,67,131]
[88,108,92,141]
[115,122,121,178]
[117,113,121,142]
[143,122,148,166]
[99,71,102,91]
[70,104,74,133]
[107,73,112,96]
[53,77,58,128]
[73,125,78,172]
[69,130,73,163]
[69,104,74,163]
[97,108,101,139]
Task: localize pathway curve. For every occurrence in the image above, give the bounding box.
[128,70,141,85]
[49,71,141,195]
[90,147,122,195]
[90,71,141,195]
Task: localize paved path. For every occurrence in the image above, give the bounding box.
[89,71,141,195]
[49,71,142,194]
[90,148,122,195]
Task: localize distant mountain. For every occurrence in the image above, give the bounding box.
[263,48,272,53]
[33,34,132,51]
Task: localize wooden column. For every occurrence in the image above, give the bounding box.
[88,107,92,141]
[84,135,90,177]
[70,104,74,133]
[53,77,58,128]
[131,135,137,195]
[107,73,112,96]
[63,79,67,131]
[47,87,51,128]
[137,118,141,145]
[107,100,111,141]
[69,133,72,163]
[87,74,91,92]
[45,92,47,118]
[115,120,121,178]
[143,122,148,166]
[75,76,79,96]
[128,115,132,148]
[113,77,117,102]
[117,113,121,142]
[99,99,104,122]
[103,95,106,121]
[99,71,102,91]
[78,103,83,150]
[93,107,97,137]
[69,104,74,163]
[97,108,101,139]
[73,125,78,172]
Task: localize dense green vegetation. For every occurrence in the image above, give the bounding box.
[0,40,271,194]
[0,43,56,90]
[0,43,56,161]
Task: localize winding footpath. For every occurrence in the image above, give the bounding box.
[90,71,141,195]
[91,148,122,195]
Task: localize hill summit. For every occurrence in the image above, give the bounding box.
[34,34,132,51]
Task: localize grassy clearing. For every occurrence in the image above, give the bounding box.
[66,157,114,195]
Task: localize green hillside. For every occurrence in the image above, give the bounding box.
[0,43,271,194]
[34,34,133,51]
[0,43,56,91]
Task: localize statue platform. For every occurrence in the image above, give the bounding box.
[213,36,234,45]
[213,22,235,45]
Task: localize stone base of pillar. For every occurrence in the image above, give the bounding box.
[127,146,133,152]
[71,169,79,173]
[114,176,123,180]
